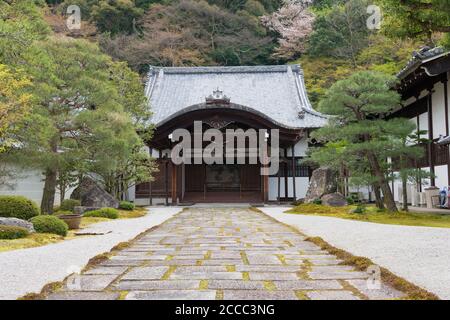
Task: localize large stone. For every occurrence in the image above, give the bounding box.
[70,176,119,208]
[0,217,35,232]
[321,193,348,207]
[304,168,337,203]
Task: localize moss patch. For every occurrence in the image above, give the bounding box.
[287,204,450,228]
[199,280,209,290]
[0,233,63,252]
[305,236,439,300]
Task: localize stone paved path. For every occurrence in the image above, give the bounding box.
[47,208,405,300]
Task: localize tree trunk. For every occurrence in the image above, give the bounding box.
[367,151,398,212]
[373,183,384,210]
[60,181,66,205]
[41,168,57,214]
[402,175,408,212]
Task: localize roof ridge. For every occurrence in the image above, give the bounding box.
[148,65,301,74]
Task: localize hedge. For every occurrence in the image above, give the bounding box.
[119,201,135,211]
[30,215,68,236]
[0,196,40,220]
[83,208,119,219]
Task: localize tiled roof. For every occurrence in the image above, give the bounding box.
[397,46,447,79]
[144,65,328,129]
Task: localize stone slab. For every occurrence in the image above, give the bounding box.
[307,290,360,300]
[125,290,217,300]
[121,266,169,280]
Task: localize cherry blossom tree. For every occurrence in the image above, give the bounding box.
[261,0,315,59]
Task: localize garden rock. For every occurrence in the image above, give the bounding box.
[305,168,337,203]
[321,193,347,207]
[70,177,119,209]
[0,217,35,233]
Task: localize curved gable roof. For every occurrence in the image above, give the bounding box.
[144,65,327,129]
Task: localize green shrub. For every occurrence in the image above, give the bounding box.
[30,215,68,236]
[346,197,355,205]
[0,196,40,220]
[119,201,135,211]
[0,225,29,239]
[59,199,81,212]
[54,210,73,216]
[83,208,119,219]
[313,198,322,205]
[353,205,367,214]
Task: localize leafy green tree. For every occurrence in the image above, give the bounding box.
[310,71,406,212]
[379,0,450,44]
[12,38,145,213]
[91,0,144,35]
[390,129,433,211]
[0,0,50,64]
[308,0,372,66]
[0,65,31,153]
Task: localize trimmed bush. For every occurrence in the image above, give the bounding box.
[0,196,39,220]
[352,205,367,214]
[346,197,355,205]
[59,199,81,212]
[30,215,68,236]
[119,201,135,211]
[312,198,322,205]
[0,225,29,239]
[54,211,73,216]
[84,208,119,219]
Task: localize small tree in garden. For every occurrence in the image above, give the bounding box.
[310,71,414,213]
[390,128,433,211]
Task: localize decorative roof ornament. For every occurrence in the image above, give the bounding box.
[204,118,234,129]
[206,88,230,104]
[298,110,305,119]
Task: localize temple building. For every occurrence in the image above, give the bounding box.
[389,47,450,204]
[131,65,328,205]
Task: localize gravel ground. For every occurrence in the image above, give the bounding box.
[260,207,450,300]
[0,207,181,300]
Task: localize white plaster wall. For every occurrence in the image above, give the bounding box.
[435,165,448,189]
[432,82,446,139]
[285,138,308,157]
[418,112,429,138]
[0,167,69,207]
[268,177,309,201]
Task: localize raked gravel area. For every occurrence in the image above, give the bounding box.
[260,207,450,300]
[0,207,181,300]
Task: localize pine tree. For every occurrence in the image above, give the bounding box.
[310,71,409,212]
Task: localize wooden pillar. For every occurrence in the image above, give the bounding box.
[263,167,269,203]
[284,161,288,201]
[428,90,436,186]
[171,162,177,205]
[291,145,296,201]
[164,160,169,206]
[443,78,450,185]
[277,170,281,203]
[416,115,422,192]
[148,148,153,206]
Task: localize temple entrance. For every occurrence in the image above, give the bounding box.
[183,164,261,203]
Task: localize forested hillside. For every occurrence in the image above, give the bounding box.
[39,0,449,108]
